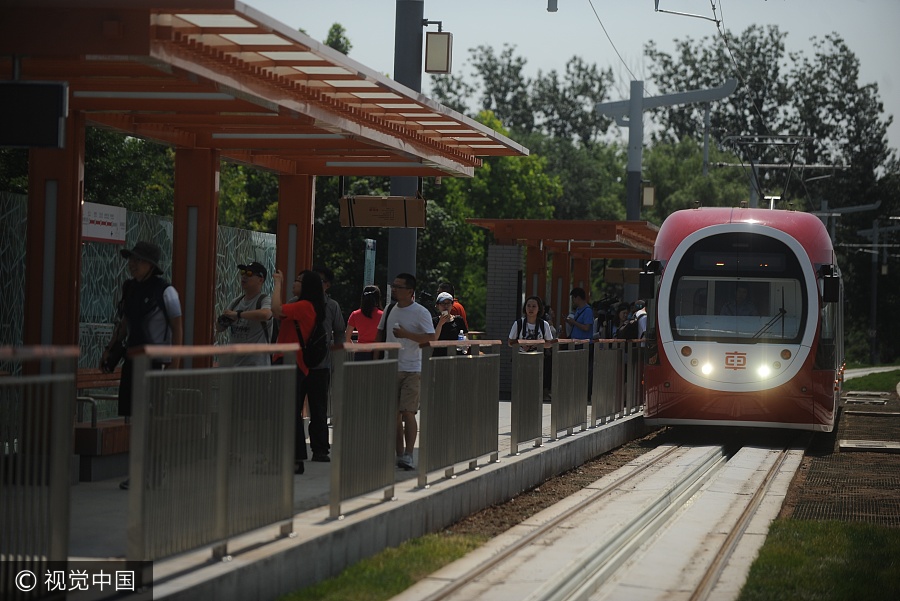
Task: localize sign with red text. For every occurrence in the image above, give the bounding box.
[82,202,127,244]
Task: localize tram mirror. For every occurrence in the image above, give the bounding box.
[639,271,657,300]
[823,276,839,303]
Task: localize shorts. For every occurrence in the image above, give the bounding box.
[397,371,421,414]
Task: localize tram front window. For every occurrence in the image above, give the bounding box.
[668,233,807,343]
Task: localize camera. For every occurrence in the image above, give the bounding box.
[217,314,234,327]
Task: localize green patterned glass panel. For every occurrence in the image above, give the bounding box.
[0,194,276,376]
[0,193,27,375]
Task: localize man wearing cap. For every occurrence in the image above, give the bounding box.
[217,261,273,367]
[101,240,183,490]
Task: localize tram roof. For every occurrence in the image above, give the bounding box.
[468,219,659,259]
[0,0,527,177]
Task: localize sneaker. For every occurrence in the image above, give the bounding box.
[396,454,414,470]
[119,478,129,490]
[294,461,305,475]
[311,454,330,462]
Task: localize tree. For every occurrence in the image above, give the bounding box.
[324,23,352,55]
[84,128,174,215]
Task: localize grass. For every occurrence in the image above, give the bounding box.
[844,369,900,392]
[280,369,900,600]
[738,520,900,601]
[279,532,486,601]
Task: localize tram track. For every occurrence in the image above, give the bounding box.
[397,432,806,601]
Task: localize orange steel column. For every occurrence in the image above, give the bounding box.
[172,148,219,365]
[525,245,547,301]
[24,111,85,348]
[573,257,591,301]
[550,250,571,331]
[275,174,315,281]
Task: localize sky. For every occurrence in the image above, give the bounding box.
[247,0,900,153]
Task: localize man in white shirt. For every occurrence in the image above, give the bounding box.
[378,273,435,470]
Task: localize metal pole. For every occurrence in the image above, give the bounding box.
[870,220,878,365]
[388,0,424,283]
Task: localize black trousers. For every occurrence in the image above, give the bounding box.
[301,368,331,457]
[118,356,169,417]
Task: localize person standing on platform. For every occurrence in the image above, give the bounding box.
[437,281,468,330]
[304,265,345,462]
[345,285,383,360]
[101,241,183,491]
[216,261,272,367]
[432,291,467,357]
[378,273,435,470]
[272,269,324,475]
[566,288,594,340]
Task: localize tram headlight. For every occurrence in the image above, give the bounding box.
[701,363,713,376]
[757,365,771,378]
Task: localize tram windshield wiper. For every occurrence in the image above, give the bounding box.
[752,307,787,339]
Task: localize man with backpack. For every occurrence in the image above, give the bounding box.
[216,261,273,366]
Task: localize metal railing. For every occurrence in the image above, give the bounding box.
[418,340,502,488]
[127,343,298,562]
[624,341,646,414]
[0,346,78,599]
[329,342,401,519]
[509,341,548,453]
[592,340,626,425]
[549,339,590,439]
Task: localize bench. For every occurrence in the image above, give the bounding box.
[75,368,129,481]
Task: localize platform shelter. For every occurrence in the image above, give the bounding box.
[0,0,527,356]
[467,218,658,393]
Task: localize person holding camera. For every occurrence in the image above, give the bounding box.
[216,261,273,367]
[432,291,467,357]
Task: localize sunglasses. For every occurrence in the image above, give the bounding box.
[240,269,260,277]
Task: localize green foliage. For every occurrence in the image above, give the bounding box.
[280,533,485,601]
[641,137,749,221]
[324,23,352,55]
[84,128,174,215]
[0,148,28,194]
[739,520,900,601]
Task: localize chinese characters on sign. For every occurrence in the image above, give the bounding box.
[82,201,127,244]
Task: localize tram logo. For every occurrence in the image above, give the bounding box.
[724,352,747,370]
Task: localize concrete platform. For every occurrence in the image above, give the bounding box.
[69,402,649,600]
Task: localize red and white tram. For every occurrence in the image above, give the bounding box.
[641,207,844,431]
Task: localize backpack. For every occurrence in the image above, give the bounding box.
[617,313,646,340]
[295,318,328,368]
[515,318,546,341]
[228,293,270,340]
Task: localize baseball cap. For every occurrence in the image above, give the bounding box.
[237,261,267,278]
[436,292,453,303]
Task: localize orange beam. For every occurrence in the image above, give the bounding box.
[24,112,86,348]
[172,148,220,367]
[276,174,316,282]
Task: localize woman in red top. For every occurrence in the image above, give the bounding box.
[344,285,383,360]
[272,269,325,474]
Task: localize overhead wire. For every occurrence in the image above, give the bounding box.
[710,0,816,204]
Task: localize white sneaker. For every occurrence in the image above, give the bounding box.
[397,454,414,470]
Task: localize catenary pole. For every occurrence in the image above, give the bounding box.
[387,0,424,288]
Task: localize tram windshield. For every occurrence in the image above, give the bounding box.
[669,233,808,343]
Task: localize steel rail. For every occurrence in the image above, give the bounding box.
[417,445,684,601]
[688,440,800,601]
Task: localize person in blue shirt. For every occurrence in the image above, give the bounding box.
[566,287,594,340]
